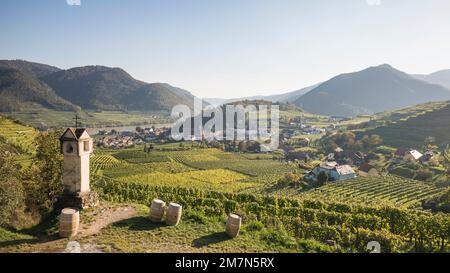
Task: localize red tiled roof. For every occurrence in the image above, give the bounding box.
[359,163,375,173]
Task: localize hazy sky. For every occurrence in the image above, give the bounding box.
[1,0,450,98]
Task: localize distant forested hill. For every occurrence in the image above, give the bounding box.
[413,69,450,90]
[361,101,450,148]
[0,60,202,113]
[0,60,61,78]
[40,65,201,111]
[0,67,78,112]
[294,64,450,117]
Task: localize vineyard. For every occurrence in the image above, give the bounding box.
[102,161,194,177]
[304,175,444,208]
[94,178,450,253]
[115,169,255,192]
[91,154,126,169]
[91,146,447,204]
[0,116,38,154]
[85,145,450,252]
[92,147,298,192]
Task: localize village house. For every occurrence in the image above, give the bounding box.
[286,151,310,162]
[303,127,326,135]
[330,147,366,166]
[327,153,335,161]
[99,135,135,149]
[358,163,379,177]
[420,151,437,165]
[308,161,357,182]
[394,148,423,163]
[404,150,423,162]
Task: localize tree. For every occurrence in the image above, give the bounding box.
[238,141,247,152]
[0,154,25,228]
[282,172,301,187]
[361,135,382,148]
[28,130,64,213]
[424,136,436,147]
[317,171,328,186]
[415,169,434,182]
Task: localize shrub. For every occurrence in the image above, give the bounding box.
[246,220,265,232]
[297,239,336,253]
[224,200,239,214]
[415,169,434,182]
[184,210,208,224]
[0,155,25,228]
[260,228,297,249]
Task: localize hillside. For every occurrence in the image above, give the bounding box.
[361,101,450,148]
[40,66,198,111]
[304,175,441,208]
[0,67,78,112]
[1,136,449,253]
[0,115,38,154]
[206,84,320,106]
[414,69,450,89]
[0,60,202,115]
[294,64,450,117]
[0,59,61,78]
[268,84,320,103]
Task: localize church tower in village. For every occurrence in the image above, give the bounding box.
[55,125,99,210]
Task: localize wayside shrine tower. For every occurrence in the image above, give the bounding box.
[55,128,99,210]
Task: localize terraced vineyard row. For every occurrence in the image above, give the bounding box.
[113,149,171,163]
[103,161,194,178]
[305,175,443,207]
[91,154,128,173]
[109,147,297,178]
[180,159,296,177]
[115,169,255,193]
[0,116,38,154]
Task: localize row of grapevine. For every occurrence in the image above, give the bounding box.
[0,116,38,154]
[91,154,127,170]
[305,175,444,208]
[94,178,450,252]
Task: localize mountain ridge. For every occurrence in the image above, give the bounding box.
[0,59,61,78]
[413,69,450,89]
[0,66,78,112]
[294,64,450,117]
[0,60,201,112]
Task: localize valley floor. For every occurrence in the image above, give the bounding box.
[3,108,172,129]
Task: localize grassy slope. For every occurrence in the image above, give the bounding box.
[0,115,39,166]
[0,227,36,247]
[0,204,334,253]
[79,206,331,253]
[358,101,450,148]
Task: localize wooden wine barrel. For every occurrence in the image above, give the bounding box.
[225,213,241,238]
[166,203,182,226]
[59,208,79,238]
[149,199,166,222]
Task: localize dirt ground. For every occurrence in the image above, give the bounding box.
[1,204,138,253]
